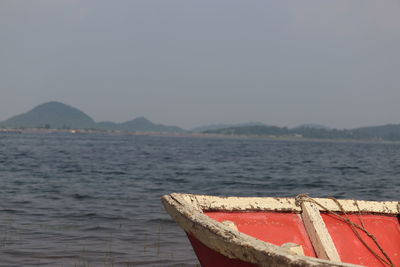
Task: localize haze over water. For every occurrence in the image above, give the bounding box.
[0,132,399,266]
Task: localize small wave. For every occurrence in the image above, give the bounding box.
[174,171,191,175]
[103,171,127,175]
[62,212,97,218]
[333,166,360,170]
[13,180,26,186]
[192,167,208,171]
[12,200,31,205]
[146,218,175,225]
[0,208,23,214]
[82,226,113,231]
[72,193,93,200]
[62,213,129,221]
[166,177,187,183]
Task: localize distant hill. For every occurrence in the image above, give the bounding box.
[97,117,185,133]
[294,124,330,130]
[351,124,400,141]
[0,101,185,133]
[3,101,400,139]
[192,122,266,132]
[96,121,120,131]
[206,125,290,136]
[0,101,96,129]
[206,123,400,141]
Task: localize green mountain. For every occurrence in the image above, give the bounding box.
[294,124,330,130]
[351,124,400,141]
[96,121,120,131]
[4,101,400,139]
[208,125,290,136]
[0,101,185,133]
[97,117,185,133]
[0,101,96,129]
[119,117,184,132]
[191,122,267,132]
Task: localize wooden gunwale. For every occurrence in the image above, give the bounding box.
[180,193,400,215]
[161,193,385,267]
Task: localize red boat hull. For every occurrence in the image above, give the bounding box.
[188,233,258,267]
[185,211,400,267]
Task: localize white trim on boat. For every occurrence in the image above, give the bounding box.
[179,193,400,215]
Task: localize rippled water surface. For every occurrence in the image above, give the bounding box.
[0,133,399,266]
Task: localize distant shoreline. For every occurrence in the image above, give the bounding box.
[3,102,400,142]
[1,127,398,144]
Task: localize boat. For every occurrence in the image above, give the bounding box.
[161,193,400,267]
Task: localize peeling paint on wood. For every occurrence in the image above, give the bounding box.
[171,193,400,215]
[301,202,341,261]
[281,243,305,257]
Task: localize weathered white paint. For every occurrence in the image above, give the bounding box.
[281,243,305,257]
[301,201,341,262]
[162,193,364,267]
[172,193,400,215]
[189,194,301,212]
[222,220,239,231]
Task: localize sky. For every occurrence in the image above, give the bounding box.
[1,0,400,130]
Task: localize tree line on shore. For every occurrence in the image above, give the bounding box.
[205,124,400,141]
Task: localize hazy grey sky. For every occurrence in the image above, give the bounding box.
[1,0,400,129]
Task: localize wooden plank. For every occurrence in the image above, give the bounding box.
[183,194,301,212]
[301,201,341,262]
[311,198,400,215]
[178,194,400,215]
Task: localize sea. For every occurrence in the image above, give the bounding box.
[0,132,399,266]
